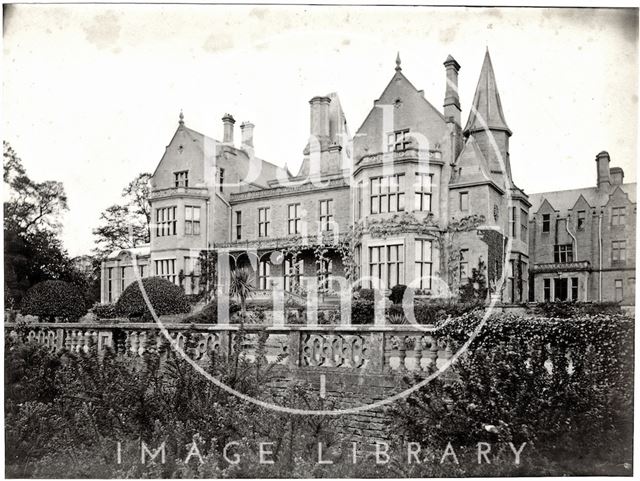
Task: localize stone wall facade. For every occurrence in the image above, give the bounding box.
[528,152,636,305]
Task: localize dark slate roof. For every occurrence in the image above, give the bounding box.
[463,49,512,136]
[528,183,637,213]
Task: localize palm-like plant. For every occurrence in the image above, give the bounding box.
[229,268,254,317]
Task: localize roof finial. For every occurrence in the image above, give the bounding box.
[179,109,184,126]
[395,51,402,71]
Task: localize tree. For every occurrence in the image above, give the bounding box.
[3,141,68,236]
[92,204,147,258]
[229,268,253,316]
[122,172,151,239]
[459,257,488,303]
[3,142,83,306]
[92,173,151,258]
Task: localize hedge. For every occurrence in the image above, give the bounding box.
[392,312,633,473]
[20,280,87,322]
[91,303,117,319]
[532,300,622,318]
[115,277,190,320]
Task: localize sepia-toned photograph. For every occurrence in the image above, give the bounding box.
[3,3,637,478]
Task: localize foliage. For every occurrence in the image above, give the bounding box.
[20,280,87,322]
[92,172,151,259]
[5,329,338,478]
[115,277,190,320]
[92,204,148,258]
[350,299,374,324]
[357,288,375,301]
[389,284,407,304]
[4,141,68,236]
[229,268,253,316]
[4,143,88,306]
[91,303,117,319]
[4,310,633,477]
[122,172,152,234]
[197,249,217,303]
[390,312,633,476]
[532,301,622,318]
[459,257,488,302]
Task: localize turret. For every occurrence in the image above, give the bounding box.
[463,49,512,179]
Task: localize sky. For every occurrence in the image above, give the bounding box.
[3,5,638,257]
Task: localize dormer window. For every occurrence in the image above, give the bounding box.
[174,171,188,188]
[387,129,411,152]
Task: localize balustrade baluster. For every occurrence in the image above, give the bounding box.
[129,331,140,356]
[424,335,438,373]
[83,330,92,353]
[414,335,423,371]
[70,330,78,352]
[288,331,301,368]
[398,335,407,371]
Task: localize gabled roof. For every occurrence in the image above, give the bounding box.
[529,182,637,213]
[463,49,512,137]
[156,122,289,187]
[450,136,492,185]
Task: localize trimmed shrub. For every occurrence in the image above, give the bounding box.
[115,277,190,320]
[351,299,374,324]
[91,303,117,319]
[389,284,407,304]
[20,280,87,322]
[357,288,375,301]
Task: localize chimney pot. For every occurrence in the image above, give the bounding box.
[222,113,235,144]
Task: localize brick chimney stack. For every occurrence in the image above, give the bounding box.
[595,151,611,191]
[443,55,461,127]
[309,96,331,148]
[240,121,255,153]
[222,113,235,144]
[610,166,624,186]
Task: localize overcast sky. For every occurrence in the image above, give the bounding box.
[3,5,638,257]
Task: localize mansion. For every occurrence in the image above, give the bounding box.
[101,50,635,307]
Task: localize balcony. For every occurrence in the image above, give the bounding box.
[531,260,591,274]
[149,186,209,201]
[229,177,349,203]
[356,147,443,169]
[215,231,348,250]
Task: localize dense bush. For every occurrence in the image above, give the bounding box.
[391,312,633,476]
[389,284,407,304]
[532,300,622,318]
[5,332,339,478]
[115,277,190,320]
[357,288,375,301]
[351,299,374,324]
[91,302,117,319]
[20,280,87,322]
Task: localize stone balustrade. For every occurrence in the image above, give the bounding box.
[5,322,455,374]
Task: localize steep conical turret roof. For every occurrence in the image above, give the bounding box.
[463,49,511,137]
